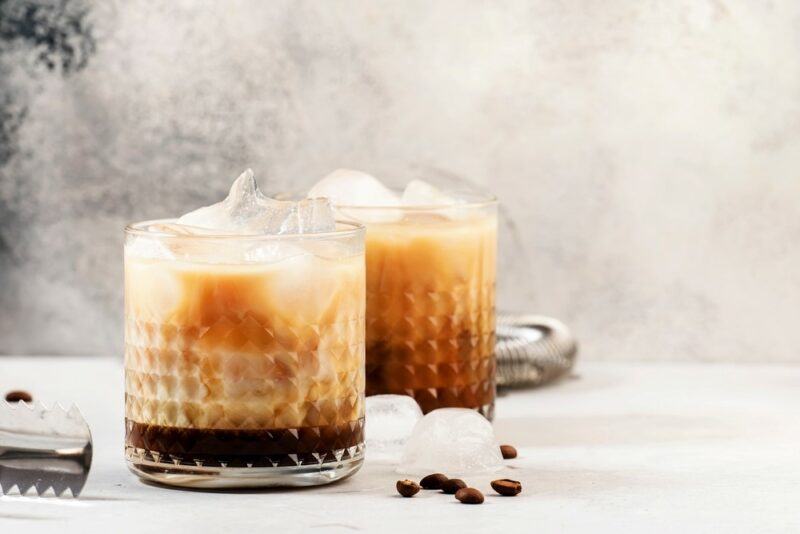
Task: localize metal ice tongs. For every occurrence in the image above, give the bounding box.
[0,401,92,497]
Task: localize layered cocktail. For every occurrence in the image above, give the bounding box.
[309,171,497,418]
[124,171,366,487]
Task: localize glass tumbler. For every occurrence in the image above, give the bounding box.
[338,194,497,418]
[123,220,365,488]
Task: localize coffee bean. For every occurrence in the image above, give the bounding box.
[396,479,420,497]
[455,487,484,504]
[500,444,517,459]
[420,473,449,490]
[441,478,467,494]
[5,390,32,403]
[491,478,522,496]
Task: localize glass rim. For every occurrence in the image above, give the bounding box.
[124,218,366,241]
[333,191,498,212]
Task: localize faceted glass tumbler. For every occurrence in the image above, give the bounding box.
[123,220,366,488]
[337,194,497,418]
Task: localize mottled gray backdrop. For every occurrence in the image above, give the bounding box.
[1,0,799,361]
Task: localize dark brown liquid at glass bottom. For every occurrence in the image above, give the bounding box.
[126,419,364,468]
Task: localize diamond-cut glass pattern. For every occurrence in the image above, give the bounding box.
[124,254,365,468]
[126,315,365,430]
[364,215,497,415]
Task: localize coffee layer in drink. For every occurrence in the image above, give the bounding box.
[126,419,364,467]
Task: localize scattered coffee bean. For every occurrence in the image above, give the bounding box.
[455,487,484,504]
[420,473,449,490]
[491,478,522,496]
[500,444,517,459]
[441,478,467,494]
[5,390,32,403]
[396,479,420,497]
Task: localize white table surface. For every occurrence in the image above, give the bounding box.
[0,357,798,533]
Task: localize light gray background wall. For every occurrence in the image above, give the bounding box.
[1,0,798,361]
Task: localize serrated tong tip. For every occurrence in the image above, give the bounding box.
[0,400,92,497]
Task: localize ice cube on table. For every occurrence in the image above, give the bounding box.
[177,169,336,235]
[365,395,424,464]
[397,408,503,475]
[401,179,458,206]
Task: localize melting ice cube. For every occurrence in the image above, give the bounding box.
[178,169,336,235]
[397,408,503,476]
[309,169,400,207]
[365,395,424,464]
[295,198,337,234]
[401,179,457,206]
[308,169,402,223]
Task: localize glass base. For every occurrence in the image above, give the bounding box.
[126,448,364,489]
